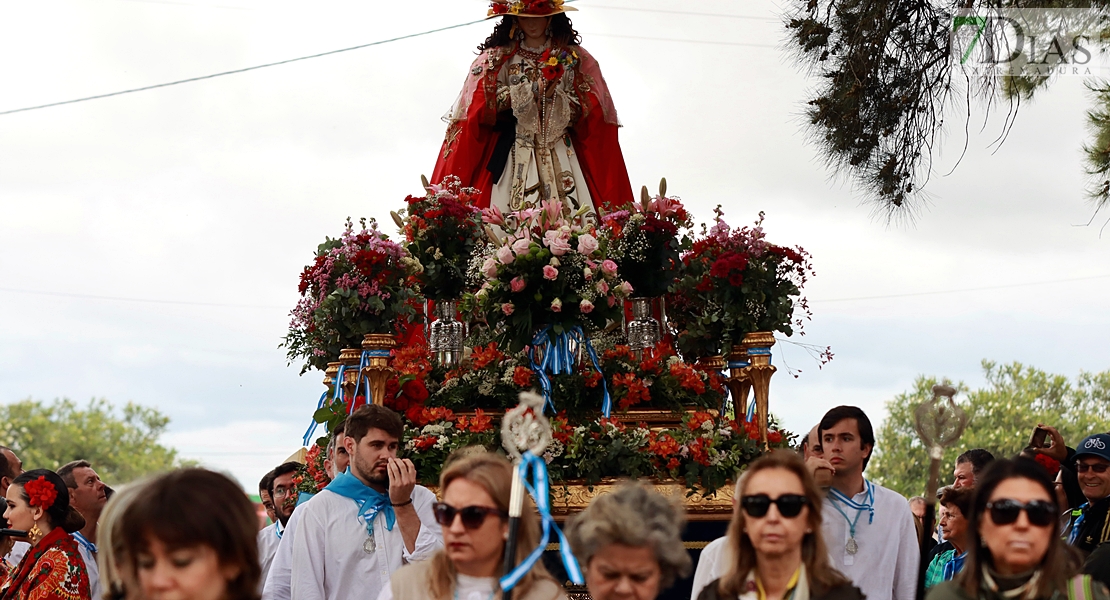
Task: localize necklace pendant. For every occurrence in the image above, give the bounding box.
[846,537,858,555]
[363,533,376,554]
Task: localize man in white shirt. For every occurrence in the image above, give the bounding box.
[257,471,280,592]
[263,420,351,600]
[290,405,440,600]
[818,406,919,600]
[0,446,28,568]
[58,459,107,600]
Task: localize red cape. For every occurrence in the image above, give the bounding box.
[431,44,633,211]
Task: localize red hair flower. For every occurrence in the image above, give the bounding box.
[24,476,57,510]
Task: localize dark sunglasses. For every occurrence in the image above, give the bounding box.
[1076,462,1110,474]
[986,499,1056,527]
[432,502,508,529]
[740,494,809,518]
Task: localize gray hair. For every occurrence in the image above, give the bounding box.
[565,482,692,589]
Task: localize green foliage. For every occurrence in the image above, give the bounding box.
[0,398,190,485]
[870,361,1110,498]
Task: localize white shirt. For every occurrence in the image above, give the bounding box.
[376,572,497,600]
[822,481,919,600]
[6,542,28,568]
[691,537,733,600]
[73,532,100,600]
[290,486,442,600]
[262,505,304,600]
[257,522,283,593]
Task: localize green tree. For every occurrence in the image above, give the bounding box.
[870,361,1110,498]
[0,398,190,485]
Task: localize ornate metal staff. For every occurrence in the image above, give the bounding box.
[912,382,968,600]
[499,392,582,600]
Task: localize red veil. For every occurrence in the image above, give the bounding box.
[431,44,633,211]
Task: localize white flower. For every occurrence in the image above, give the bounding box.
[435,436,449,449]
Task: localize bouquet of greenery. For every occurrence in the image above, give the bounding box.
[472,200,631,352]
[601,183,693,298]
[668,209,814,361]
[396,176,485,301]
[284,218,422,373]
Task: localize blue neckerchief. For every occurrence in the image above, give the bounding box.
[942,551,967,581]
[274,520,284,540]
[324,468,396,535]
[1068,502,1089,545]
[828,480,876,524]
[296,491,314,507]
[72,531,97,555]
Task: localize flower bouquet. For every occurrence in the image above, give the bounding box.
[668,209,815,361]
[294,444,330,495]
[396,176,485,301]
[599,344,725,413]
[284,218,422,374]
[601,182,693,298]
[473,199,632,353]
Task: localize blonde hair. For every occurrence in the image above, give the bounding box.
[720,451,849,597]
[426,452,554,600]
[98,479,152,600]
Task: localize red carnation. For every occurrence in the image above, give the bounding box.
[24,476,57,510]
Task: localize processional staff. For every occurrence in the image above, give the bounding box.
[499,392,583,600]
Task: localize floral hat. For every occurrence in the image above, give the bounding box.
[487,0,577,19]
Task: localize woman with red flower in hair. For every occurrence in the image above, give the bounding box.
[0,469,90,600]
[431,0,633,216]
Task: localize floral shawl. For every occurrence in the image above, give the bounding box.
[0,528,90,600]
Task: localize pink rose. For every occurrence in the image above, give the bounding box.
[550,298,563,312]
[608,295,617,307]
[543,265,559,281]
[482,257,499,279]
[596,280,609,295]
[583,267,593,281]
[601,260,618,276]
[619,281,634,296]
[497,246,514,265]
[501,303,515,315]
[511,277,526,292]
[512,238,531,256]
[576,233,599,255]
[543,229,572,256]
[579,299,594,314]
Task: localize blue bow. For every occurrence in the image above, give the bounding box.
[302,390,330,446]
[529,326,610,416]
[325,469,396,535]
[500,452,584,592]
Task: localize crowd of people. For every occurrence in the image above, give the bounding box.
[0,402,1107,600]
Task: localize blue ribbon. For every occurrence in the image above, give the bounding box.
[302,390,330,446]
[325,468,396,535]
[72,531,98,555]
[529,326,610,416]
[1069,503,1089,545]
[352,349,392,412]
[500,452,584,592]
[747,346,773,364]
[727,359,749,419]
[828,479,876,524]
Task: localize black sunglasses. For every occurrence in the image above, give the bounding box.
[432,502,508,529]
[740,494,809,519]
[1076,462,1110,474]
[986,499,1056,527]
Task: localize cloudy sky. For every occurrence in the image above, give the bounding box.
[2,0,1108,488]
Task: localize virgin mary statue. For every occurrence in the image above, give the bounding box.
[431,0,634,215]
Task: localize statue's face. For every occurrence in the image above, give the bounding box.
[517,16,550,41]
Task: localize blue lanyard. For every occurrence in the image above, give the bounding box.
[1068,503,1088,545]
[72,532,97,555]
[274,521,284,540]
[828,480,875,538]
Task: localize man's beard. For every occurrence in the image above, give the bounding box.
[353,453,389,487]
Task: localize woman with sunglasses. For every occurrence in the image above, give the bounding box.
[927,458,1109,600]
[379,452,563,600]
[699,451,860,600]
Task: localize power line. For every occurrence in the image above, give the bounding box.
[0,19,486,117]
[0,286,288,309]
[588,32,778,48]
[587,5,778,21]
[813,274,1110,304]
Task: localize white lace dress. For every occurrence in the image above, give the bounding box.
[490,42,596,217]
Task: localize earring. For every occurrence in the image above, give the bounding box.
[28,521,42,545]
[509,22,519,40]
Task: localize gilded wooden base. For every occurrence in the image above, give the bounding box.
[549,478,734,522]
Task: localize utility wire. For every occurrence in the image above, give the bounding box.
[0,19,486,117]
[0,286,287,309]
[813,274,1110,304]
[589,32,777,48]
[588,5,778,21]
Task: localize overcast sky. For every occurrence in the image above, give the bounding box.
[2,0,1108,489]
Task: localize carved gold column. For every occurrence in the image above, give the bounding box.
[361,333,397,406]
[725,346,752,420]
[740,332,776,448]
[324,361,340,398]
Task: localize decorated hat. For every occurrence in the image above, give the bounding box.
[487,0,577,19]
[1075,433,1110,463]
